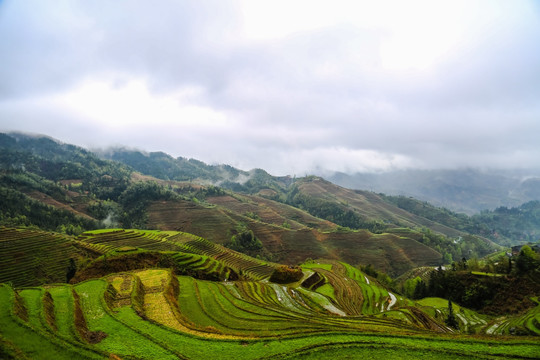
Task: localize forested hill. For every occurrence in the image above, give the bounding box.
[0,133,132,234]
[102,147,293,194]
[383,195,540,246]
[105,146,539,246]
[328,169,540,215]
[0,132,537,275]
[0,133,132,195]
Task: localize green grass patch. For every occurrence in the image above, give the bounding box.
[301,262,333,271]
[0,285,101,360]
[471,271,504,277]
[315,283,335,301]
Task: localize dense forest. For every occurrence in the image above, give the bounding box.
[384,195,540,245]
[427,248,539,315]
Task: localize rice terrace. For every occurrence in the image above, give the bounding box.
[1,227,539,359]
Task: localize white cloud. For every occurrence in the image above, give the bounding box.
[53,77,228,129]
[0,0,539,175]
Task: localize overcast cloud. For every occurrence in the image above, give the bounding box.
[1,0,539,175]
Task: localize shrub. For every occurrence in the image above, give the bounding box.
[269,265,303,284]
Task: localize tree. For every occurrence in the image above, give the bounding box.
[442,251,453,264]
[445,300,459,329]
[66,258,77,283]
[269,265,303,284]
[226,224,263,256]
[403,276,426,299]
[516,245,538,273]
[412,279,427,299]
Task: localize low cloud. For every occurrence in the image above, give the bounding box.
[1,0,539,175]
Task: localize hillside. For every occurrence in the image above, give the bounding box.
[0,132,507,276]
[383,195,540,246]
[328,169,540,215]
[1,228,539,359]
[102,147,293,194]
[289,177,468,237]
[146,198,443,275]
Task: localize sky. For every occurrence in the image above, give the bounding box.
[1,0,539,176]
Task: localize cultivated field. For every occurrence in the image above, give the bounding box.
[1,228,539,359]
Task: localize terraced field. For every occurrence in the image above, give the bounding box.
[145,199,444,276]
[484,300,540,336]
[1,228,539,359]
[77,229,277,281]
[2,267,539,359]
[205,194,336,231]
[0,227,79,287]
[294,178,465,238]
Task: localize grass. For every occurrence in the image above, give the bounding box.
[314,283,335,300]
[2,274,540,359]
[417,297,490,333]
[48,285,78,339]
[301,262,333,271]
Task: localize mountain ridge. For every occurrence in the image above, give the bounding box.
[1,132,538,275]
[326,169,540,215]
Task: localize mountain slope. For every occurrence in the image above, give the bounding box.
[290,176,467,237]
[103,147,293,194]
[328,169,540,215]
[1,228,539,360]
[0,132,504,275]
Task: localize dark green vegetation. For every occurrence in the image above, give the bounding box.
[384,195,540,246]
[103,147,293,195]
[1,228,540,359]
[394,252,540,334]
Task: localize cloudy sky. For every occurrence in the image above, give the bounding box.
[1,0,539,175]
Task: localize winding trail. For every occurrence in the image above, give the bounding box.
[387,293,397,310]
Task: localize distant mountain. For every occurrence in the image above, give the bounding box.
[381,194,540,246]
[326,169,540,215]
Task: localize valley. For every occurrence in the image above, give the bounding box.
[0,133,539,359]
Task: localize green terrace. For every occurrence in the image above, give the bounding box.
[1,227,540,359]
[2,270,539,359]
[77,229,277,281]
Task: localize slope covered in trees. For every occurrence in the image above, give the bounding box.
[384,195,540,245]
[329,169,540,215]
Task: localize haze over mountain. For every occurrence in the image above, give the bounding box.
[0,132,503,274]
[99,145,540,215]
[326,169,540,214]
[1,1,540,176]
